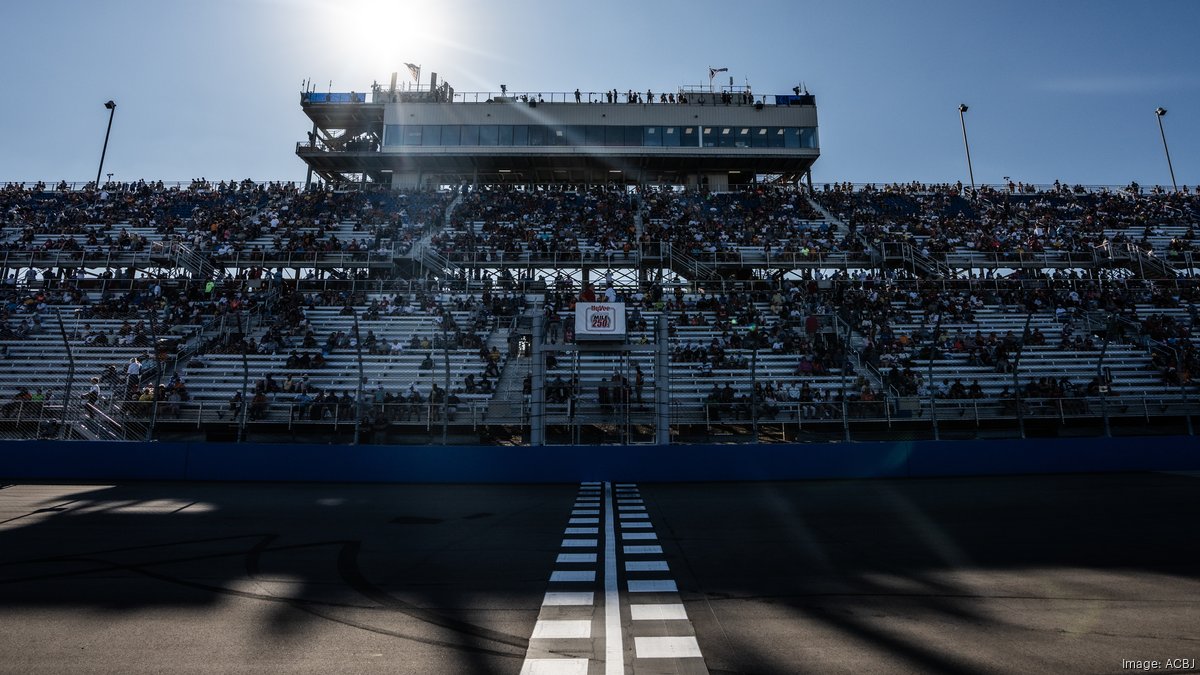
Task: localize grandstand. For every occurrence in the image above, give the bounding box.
[1,77,1198,447]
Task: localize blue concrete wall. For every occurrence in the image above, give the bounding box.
[2,436,1198,483]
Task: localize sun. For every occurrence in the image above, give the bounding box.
[322,0,446,73]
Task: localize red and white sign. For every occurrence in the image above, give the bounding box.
[575,303,626,341]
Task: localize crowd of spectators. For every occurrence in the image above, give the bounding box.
[434,186,636,261]
[815,181,1200,260]
[1,180,452,262]
[642,187,855,259]
[5,178,1200,435]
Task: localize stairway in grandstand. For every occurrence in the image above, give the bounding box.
[805,194,854,241]
[401,190,462,265]
[486,306,536,425]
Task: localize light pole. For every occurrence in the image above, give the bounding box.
[96,100,116,188]
[958,104,975,190]
[1155,107,1178,192]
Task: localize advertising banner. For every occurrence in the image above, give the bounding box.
[575,302,626,341]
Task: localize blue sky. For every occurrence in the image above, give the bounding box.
[1,0,1196,187]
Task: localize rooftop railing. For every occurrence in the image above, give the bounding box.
[360,87,813,107]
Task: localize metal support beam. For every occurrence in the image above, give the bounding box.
[530,313,545,446]
[655,316,670,445]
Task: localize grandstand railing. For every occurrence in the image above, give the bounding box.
[1,249,167,270]
[366,87,813,107]
[428,245,876,272]
[0,247,394,272]
[815,182,1194,195]
[207,250,395,268]
[940,249,1120,270]
[4,393,1193,442]
[137,399,493,432]
[3,180,304,193]
[674,393,1196,430]
[440,249,641,267]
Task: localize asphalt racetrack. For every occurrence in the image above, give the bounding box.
[0,472,1197,674]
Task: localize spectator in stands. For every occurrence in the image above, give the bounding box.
[226,391,242,419]
[126,357,142,387]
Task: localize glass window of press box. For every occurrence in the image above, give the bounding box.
[384,124,816,149]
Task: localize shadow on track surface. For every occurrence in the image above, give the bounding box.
[642,473,1200,675]
[0,482,577,674]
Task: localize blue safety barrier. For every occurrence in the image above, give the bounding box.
[1,437,1197,483]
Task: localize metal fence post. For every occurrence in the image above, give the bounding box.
[530,313,545,446]
[842,398,851,442]
[1097,315,1113,438]
[750,341,759,443]
[55,311,76,440]
[930,397,940,441]
[146,310,163,441]
[237,351,250,442]
[1011,312,1033,439]
[655,316,670,445]
[352,311,365,445]
[442,318,451,445]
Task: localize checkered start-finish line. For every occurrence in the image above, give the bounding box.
[520,482,707,675]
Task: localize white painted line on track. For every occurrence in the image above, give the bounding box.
[604,481,624,675]
[625,560,669,572]
[629,603,689,621]
[620,522,653,529]
[556,553,597,564]
[533,619,593,639]
[628,579,678,593]
[569,517,599,524]
[519,658,590,675]
[623,545,663,554]
[564,527,598,535]
[634,636,703,659]
[543,591,594,606]
[550,570,596,582]
[621,532,657,539]
[562,538,598,547]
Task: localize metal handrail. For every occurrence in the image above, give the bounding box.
[365,87,811,107]
[814,182,1195,195]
